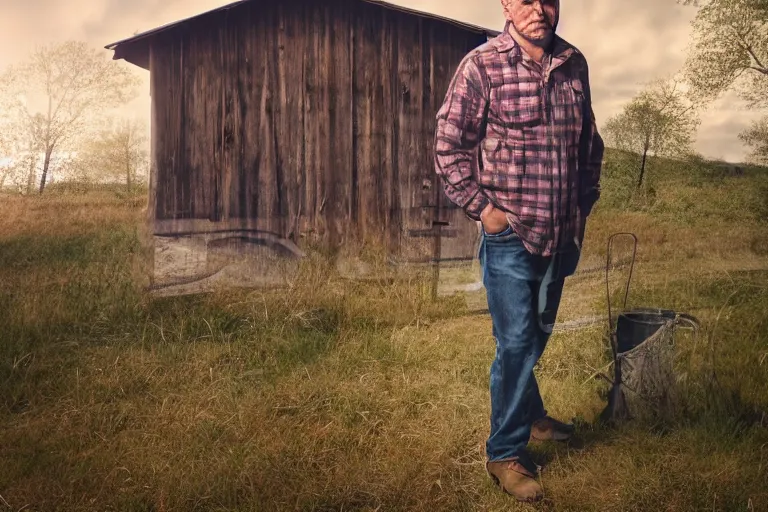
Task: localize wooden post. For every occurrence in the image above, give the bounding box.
[431,219,449,301]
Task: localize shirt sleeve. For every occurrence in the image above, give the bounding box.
[434,56,490,222]
[579,61,604,217]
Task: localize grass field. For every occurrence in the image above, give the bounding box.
[1,157,767,511]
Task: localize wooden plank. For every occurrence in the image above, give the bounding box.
[151,36,182,221]
[239,4,260,224]
[199,19,220,221]
[317,3,333,243]
[255,6,278,232]
[394,11,427,256]
[221,9,239,223]
[185,28,201,220]
[297,4,311,237]
[304,2,324,239]
[421,18,436,214]
[282,0,305,242]
[349,6,359,236]
[232,9,249,221]
[352,2,372,241]
[148,45,159,228]
[177,32,191,220]
[148,43,161,289]
[429,18,455,220]
[159,39,174,220]
[325,0,353,248]
[353,1,393,245]
[383,8,399,252]
[270,3,288,235]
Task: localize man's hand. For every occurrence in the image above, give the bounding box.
[480,203,510,234]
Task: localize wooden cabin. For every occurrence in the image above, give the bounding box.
[106,0,498,293]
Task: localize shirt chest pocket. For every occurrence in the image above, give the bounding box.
[555,78,585,141]
[569,78,585,101]
[490,82,543,130]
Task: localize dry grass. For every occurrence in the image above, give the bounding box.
[1,165,767,511]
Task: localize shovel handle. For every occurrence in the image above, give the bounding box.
[605,232,638,330]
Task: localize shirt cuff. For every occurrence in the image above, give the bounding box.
[464,191,490,221]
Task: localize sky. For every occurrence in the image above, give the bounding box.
[0,0,761,163]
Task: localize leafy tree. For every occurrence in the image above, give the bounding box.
[1,41,140,194]
[0,111,15,189]
[739,118,768,164]
[76,117,149,190]
[683,0,768,107]
[602,78,700,188]
[0,74,36,192]
[680,0,767,167]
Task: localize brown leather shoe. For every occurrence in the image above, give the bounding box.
[486,457,543,502]
[530,415,575,443]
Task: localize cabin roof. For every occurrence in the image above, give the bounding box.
[105,0,500,70]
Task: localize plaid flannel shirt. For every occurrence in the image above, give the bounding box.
[434,26,604,257]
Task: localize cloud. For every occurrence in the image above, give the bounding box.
[0,0,761,163]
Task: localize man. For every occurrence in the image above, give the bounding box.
[434,0,604,502]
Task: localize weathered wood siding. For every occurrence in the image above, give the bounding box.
[149,0,486,256]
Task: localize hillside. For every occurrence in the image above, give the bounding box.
[0,154,766,511]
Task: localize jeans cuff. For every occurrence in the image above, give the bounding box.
[487,451,539,477]
[531,409,548,424]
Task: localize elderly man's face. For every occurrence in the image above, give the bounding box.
[501,0,560,44]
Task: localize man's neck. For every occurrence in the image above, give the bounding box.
[507,26,552,63]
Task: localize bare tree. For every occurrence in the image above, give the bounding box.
[1,41,141,194]
[603,78,700,188]
[77,117,149,190]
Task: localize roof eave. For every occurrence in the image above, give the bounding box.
[112,43,150,70]
[104,0,499,61]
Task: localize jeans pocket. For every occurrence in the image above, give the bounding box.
[483,225,518,243]
[483,225,512,237]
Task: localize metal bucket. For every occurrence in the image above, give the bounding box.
[616,308,677,354]
[600,233,700,424]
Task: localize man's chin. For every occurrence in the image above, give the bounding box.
[522,30,553,45]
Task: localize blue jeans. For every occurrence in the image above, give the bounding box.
[478,225,580,462]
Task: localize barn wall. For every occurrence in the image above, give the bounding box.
[149,0,486,259]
